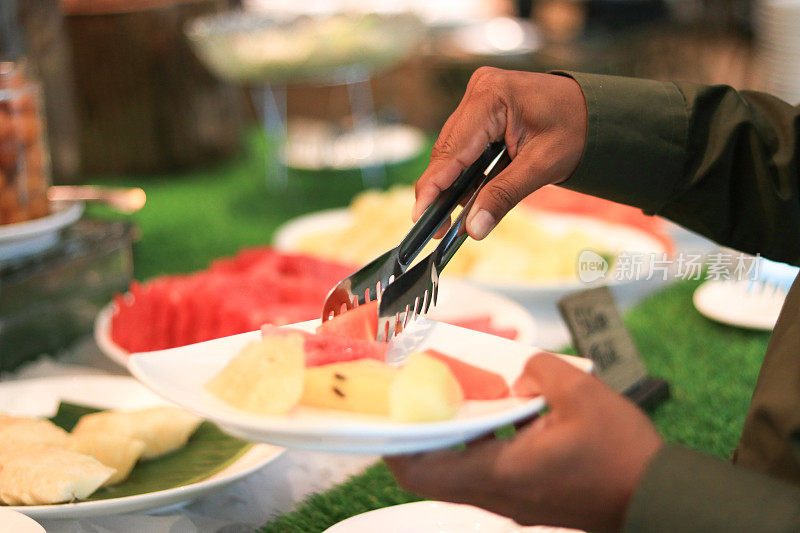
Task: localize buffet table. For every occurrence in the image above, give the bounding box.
[5,133,772,531]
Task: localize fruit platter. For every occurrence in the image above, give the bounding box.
[273,187,672,306]
[128,302,591,455]
[95,247,537,367]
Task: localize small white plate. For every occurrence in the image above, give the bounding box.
[94,279,538,368]
[323,501,585,533]
[693,280,788,331]
[128,320,592,455]
[0,375,283,520]
[0,201,83,260]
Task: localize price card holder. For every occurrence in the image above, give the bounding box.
[558,286,670,410]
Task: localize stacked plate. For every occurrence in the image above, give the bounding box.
[755,0,800,104]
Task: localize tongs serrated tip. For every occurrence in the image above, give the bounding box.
[376,145,511,342]
[320,142,509,343]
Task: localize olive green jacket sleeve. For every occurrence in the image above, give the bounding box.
[623,443,800,532]
[552,71,800,532]
[557,71,800,266]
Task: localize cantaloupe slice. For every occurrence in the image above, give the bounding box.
[205,334,305,415]
[389,352,464,422]
[301,359,398,415]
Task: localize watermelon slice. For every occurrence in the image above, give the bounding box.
[261,325,387,366]
[424,349,510,400]
[442,315,519,341]
[316,300,378,341]
[109,247,359,353]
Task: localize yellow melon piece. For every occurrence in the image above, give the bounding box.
[68,433,146,486]
[301,359,398,415]
[389,352,464,422]
[205,334,305,415]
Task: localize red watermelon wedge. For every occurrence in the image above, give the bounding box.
[261,325,387,366]
[316,300,378,341]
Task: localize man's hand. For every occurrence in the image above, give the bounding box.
[414,68,587,240]
[385,353,663,533]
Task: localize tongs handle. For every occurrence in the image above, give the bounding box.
[433,145,511,270]
[397,141,507,268]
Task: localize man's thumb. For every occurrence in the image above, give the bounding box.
[512,352,594,410]
[466,158,535,240]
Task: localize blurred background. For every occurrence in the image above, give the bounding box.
[1,0,797,369]
[2,1,800,529]
[5,0,784,183]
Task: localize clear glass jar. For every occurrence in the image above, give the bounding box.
[0,60,51,225]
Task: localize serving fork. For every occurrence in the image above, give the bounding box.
[321,141,508,324]
[376,144,510,341]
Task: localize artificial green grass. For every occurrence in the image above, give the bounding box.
[260,463,422,533]
[86,130,773,530]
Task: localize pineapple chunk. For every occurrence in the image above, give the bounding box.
[72,407,202,460]
[301,359,398,415]
[205,335,305,415]
[68,433,146,486]
[389,352,464,422]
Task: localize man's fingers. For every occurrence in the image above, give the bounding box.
[413,131,497,223]
[463,156,532,240]
[467,138,574,240]
[413,69,508,222]
[512,352,595,411]
[385,437,505,499]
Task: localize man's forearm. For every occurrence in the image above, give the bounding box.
[556,71,800,266]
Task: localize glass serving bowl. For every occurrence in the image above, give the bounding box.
[184,10,425,85]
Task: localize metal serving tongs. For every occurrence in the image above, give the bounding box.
[377,143,511,341]
[321,141,508,326]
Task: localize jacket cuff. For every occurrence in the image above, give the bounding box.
[550,71,689,215]
[622,443,800,532]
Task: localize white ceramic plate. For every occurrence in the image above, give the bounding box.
[0,375,283,519]
[323,501,585,533]
[693,279,788,331]
[128,319,592,455]
[0,201,83,260]
[272,208,668,307]
[94,279,538,368]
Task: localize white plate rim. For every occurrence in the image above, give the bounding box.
[126,320,592,454]
[0,375,284,520]
[0,200,83,241]
[93,280,539,369]
[271,207,669,292]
